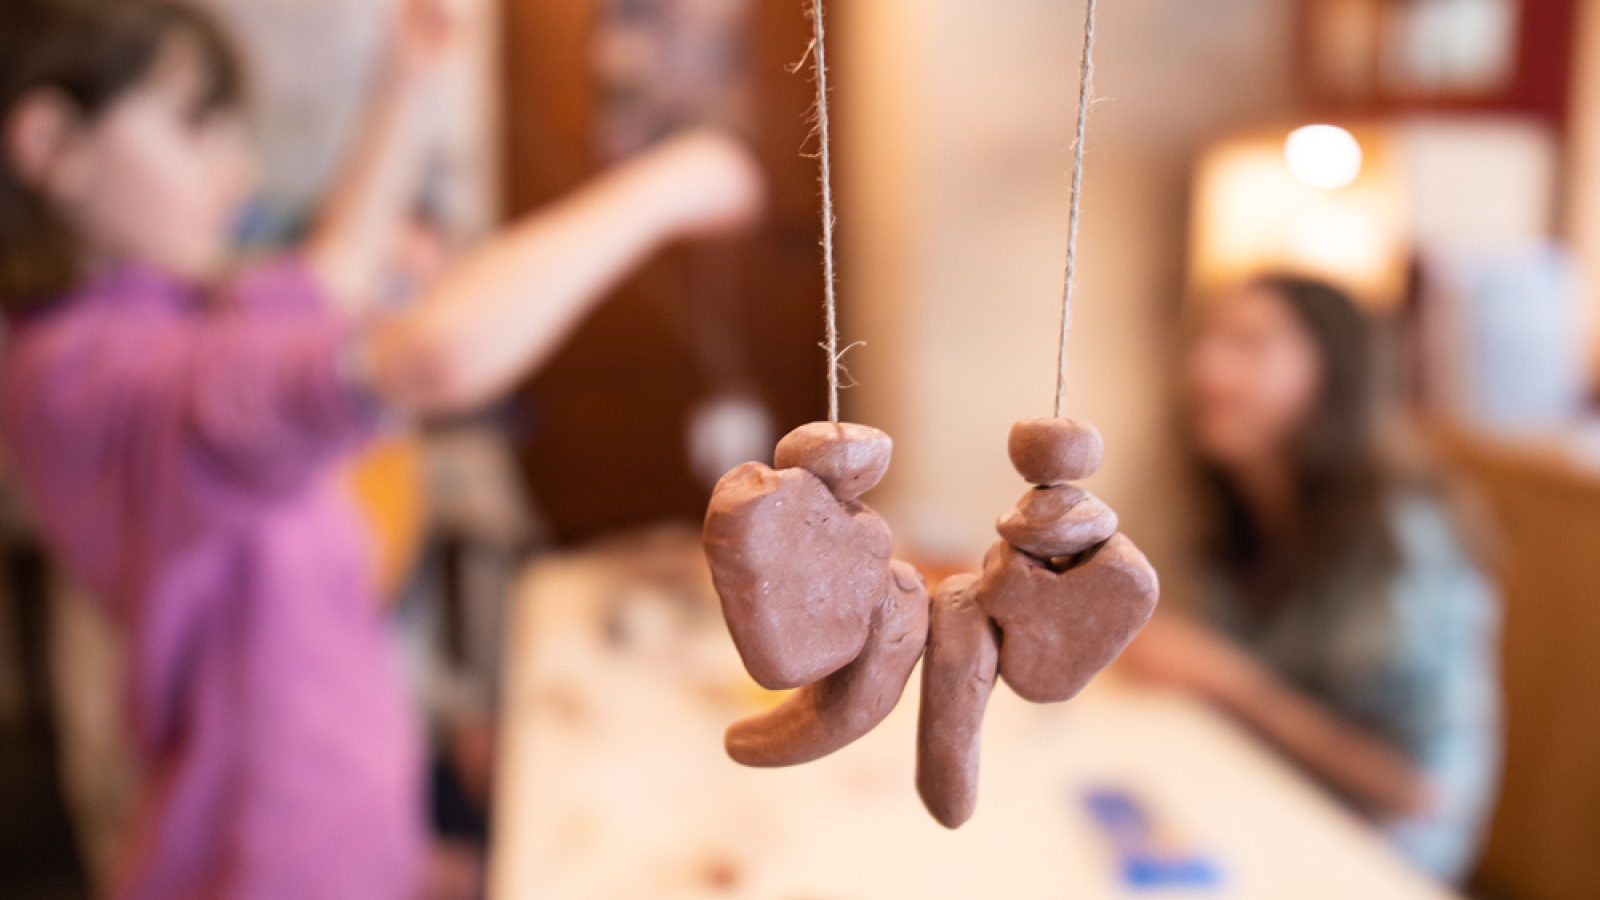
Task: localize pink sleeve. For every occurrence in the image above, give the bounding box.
[171,316,382,496]
[2,301,381,512]
[224,254,335,318]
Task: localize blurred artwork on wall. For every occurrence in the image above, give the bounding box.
[1378,0,1521,96]
[593,0,773,487]
[592,0,757,162]
[1300,0,1575,122]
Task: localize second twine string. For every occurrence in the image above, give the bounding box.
[808,0,842,424]
[806,0,1101,422]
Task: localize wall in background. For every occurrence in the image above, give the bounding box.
[1567,0,1600,376]
[839,0,1297,583]
[204,0,502,242]
[502,0,830,542]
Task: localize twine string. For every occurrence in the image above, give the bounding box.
[807,0,843,424]
[1056,0,1099,418]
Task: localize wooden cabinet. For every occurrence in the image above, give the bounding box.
[500,0,829,542]
[1435,430,1600,900]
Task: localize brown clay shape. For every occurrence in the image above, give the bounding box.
[916,574,1001,830]
[996,484,1118,559]
[704,423,896,690]
[726,560,929,767]
[1009,418,1103,485]
[705,463,891,690]
[775,422,893,502]
[976,535,1158,703]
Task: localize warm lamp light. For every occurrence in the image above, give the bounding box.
[1188,124,1409,310]
[1284,124,1364,189]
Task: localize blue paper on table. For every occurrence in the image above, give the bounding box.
[1084,788,1223,891]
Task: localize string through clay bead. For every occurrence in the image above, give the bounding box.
[914,418,1159,828]
[706,423,929,768]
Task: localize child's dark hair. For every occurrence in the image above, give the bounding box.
[0,0,244,312]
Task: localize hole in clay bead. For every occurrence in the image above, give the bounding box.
[1044,538,1111,574]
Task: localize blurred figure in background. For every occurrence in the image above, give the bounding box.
[0,0,763,898]
[1120,276,1501,882]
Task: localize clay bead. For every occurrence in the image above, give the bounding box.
[996,484,1118,559]
[1008,418,1103,486]
[774,422,893,502]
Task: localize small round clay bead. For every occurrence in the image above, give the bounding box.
[996,485,1118,560]
[775,422,893,502]
[1008,418,1103,486]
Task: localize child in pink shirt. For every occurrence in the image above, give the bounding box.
[0,1,764,897]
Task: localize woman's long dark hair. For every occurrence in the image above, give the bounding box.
[0,0,244,312]
[1202,275,1398,613]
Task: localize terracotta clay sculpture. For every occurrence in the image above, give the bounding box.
[1007,416,1103,485]
[700,0,1144,834]
[703,439,893,690]
[914,574,1000,828]
[773,421,892,502]
[995,484,1117,559]
[727,559,929,767]
[705,418,1156,828]
[978,535,1157,703]
[706,423,928,765]
[914,418,1159,828]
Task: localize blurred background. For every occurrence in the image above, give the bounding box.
[3,0,1599,898]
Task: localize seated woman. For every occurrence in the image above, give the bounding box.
[1120,276,1500,882]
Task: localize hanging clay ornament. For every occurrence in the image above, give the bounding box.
[703,0,1155,833]
[911,0,1163,827]
[703,2,930,771]
[704,423,894,689]
[707,423,929,765]
[914,418,1159,828]
[981,419,1158,703]
[915,573,999,828]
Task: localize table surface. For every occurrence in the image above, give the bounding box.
[488,531,1460,900]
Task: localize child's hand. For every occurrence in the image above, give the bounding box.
[359,129,768,416]
[632,130,768,240]
[394,0,455,81]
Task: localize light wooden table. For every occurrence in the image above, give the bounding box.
[489,531,1460,900]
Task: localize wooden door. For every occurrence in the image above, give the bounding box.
[501,0,829,542]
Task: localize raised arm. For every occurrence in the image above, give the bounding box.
[304,0,451,313]
[358,130,765,416]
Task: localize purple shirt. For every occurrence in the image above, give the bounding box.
[0,260,426,900]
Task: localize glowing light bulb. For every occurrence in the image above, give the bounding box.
[1284,125,1364,190]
